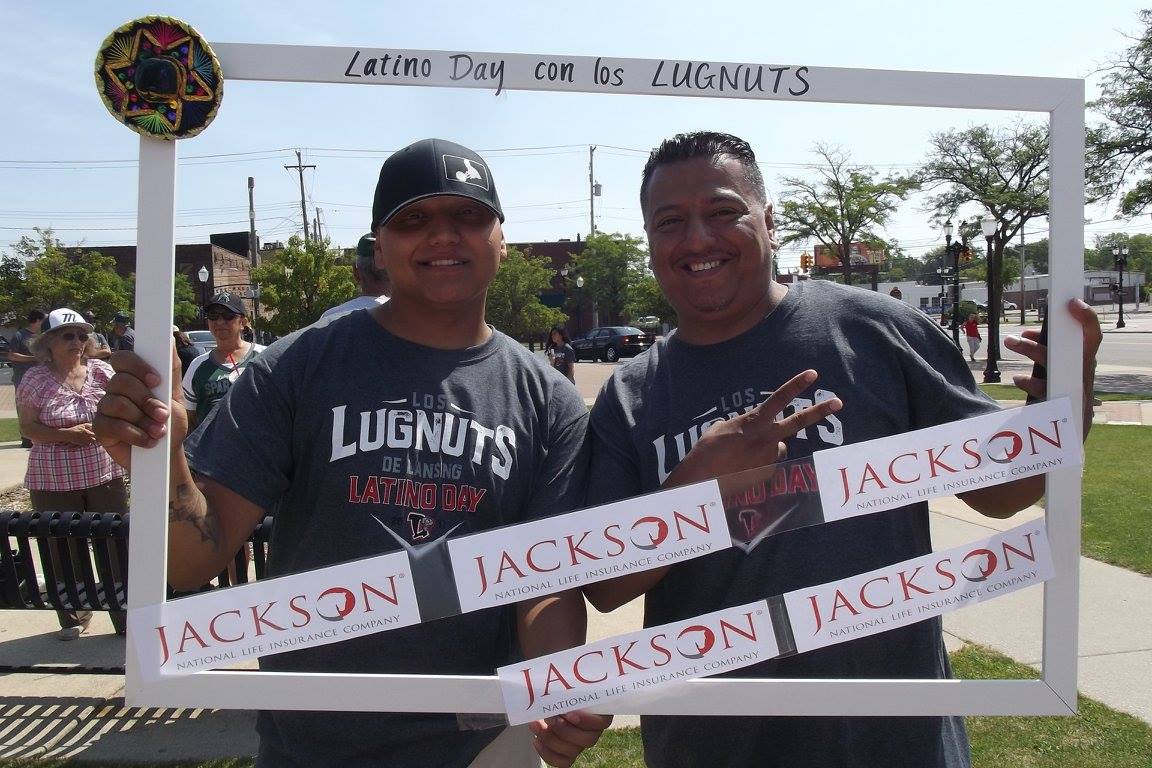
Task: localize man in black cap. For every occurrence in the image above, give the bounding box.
[109,312,135,352]
[181,292,264,428]
[97,138,609,768]
[318,233,391,321]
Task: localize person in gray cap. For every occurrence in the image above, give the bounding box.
[318,233,392,321]
[109,312,135,352]
[96,138,609,768]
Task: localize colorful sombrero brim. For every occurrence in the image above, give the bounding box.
[94,16,223,140]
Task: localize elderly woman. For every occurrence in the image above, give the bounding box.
[16,308,127,640]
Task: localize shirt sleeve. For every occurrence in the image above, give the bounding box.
[585,376,646,507]
[15,367,46,410]
[521,383,590,522]
[181,356,202,412]
[893,308,999,429]
[184,350,295,512]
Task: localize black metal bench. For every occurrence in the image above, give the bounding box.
[0,510,274,674]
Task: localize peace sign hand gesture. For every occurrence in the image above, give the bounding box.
[665,369,842,489]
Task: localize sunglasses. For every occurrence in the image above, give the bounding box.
[206,312,240,322]
[59,332,90,342]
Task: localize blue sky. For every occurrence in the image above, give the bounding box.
[1,1,1147,270]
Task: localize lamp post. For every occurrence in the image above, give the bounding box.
[942,220,966,349]
[197,265,210,327]
[1112,245,1129,329]
[981,216,1001,383]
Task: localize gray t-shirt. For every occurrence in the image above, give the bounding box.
[188,310,589,768]
[587,279,997,768]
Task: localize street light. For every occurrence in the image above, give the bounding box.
[1112,245,1129,329]
[980,216,1000,383]
[942,220,966,348]
[197,265,210,325]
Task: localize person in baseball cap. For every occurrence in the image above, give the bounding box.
[95,138,608,767]
[372,137,504,228]
[203,291,246,317]
[183,291,263,428]
[40,307,94,335]
[109,311,135,352]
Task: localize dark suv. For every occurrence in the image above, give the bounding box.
[571,326,654,362]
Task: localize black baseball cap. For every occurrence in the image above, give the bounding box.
[356,233,376,261]
[205,292,246,316]
[371,138,504,229]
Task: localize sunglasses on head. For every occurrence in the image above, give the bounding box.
[59,332,90,342]
[207,311,240,322]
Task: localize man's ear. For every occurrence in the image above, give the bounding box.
[499,236,508,263]
[763,201,780,252]
[373,228,386,270]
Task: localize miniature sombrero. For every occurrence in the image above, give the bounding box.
[94,16,222,140]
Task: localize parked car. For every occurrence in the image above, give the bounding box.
[185,329,217,351]
[571,326,654,362]
[974,300,1017,313]
[0,335,9,367]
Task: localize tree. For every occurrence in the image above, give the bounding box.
[919,123,1051,377]
[1003,237,1049,276]
[569,233,648,325]
[1092,232,1151,286]
[485,247,567,339]
[0,228,132,325]
[251,235,356,336]
[124,272,200,327]
[880,240,934,284]
[776,145,918,288]
[1088,10,1152,215]
[624,272,677,327]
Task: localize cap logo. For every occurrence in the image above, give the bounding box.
[443,154,490,191]
[212,293,231,303]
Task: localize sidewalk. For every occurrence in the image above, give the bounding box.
[1,413,1149,760]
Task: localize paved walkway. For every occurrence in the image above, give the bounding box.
[1,345,1149,760]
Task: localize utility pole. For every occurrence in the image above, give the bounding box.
[247,176,261,339]
[284,149,315,242]
[588,145,597,237]
[314,206,323,243]
[1019,229,1025,325]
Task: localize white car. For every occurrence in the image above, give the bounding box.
[186,329,217,351]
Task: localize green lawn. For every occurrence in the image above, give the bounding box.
[978,384,1152,401]
[1081,425,1152,573]
[954,645,1152,768]
[0,418,20,443]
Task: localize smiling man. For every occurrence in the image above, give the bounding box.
[582,132,1100,768]
[95,138,609,768]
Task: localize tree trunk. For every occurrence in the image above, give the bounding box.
[841,240,852,287]
[984,238,1004,383]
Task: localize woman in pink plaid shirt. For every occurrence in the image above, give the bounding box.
[16,307,127,640]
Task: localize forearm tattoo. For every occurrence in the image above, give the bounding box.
[169,482,223,551]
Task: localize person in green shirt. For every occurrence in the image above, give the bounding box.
[181,292,265,427]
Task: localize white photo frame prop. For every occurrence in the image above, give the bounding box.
[125,44,1085,717]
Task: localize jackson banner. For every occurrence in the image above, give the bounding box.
[498,521,1053,720]
[498,601,777,725]
[782,520,1053,653]
[128,550,420,679]
[813,398,1078,520]
[129,401,1078,678]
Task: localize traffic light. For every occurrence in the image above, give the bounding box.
[961,246,973,264]
[800,251,812,272]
